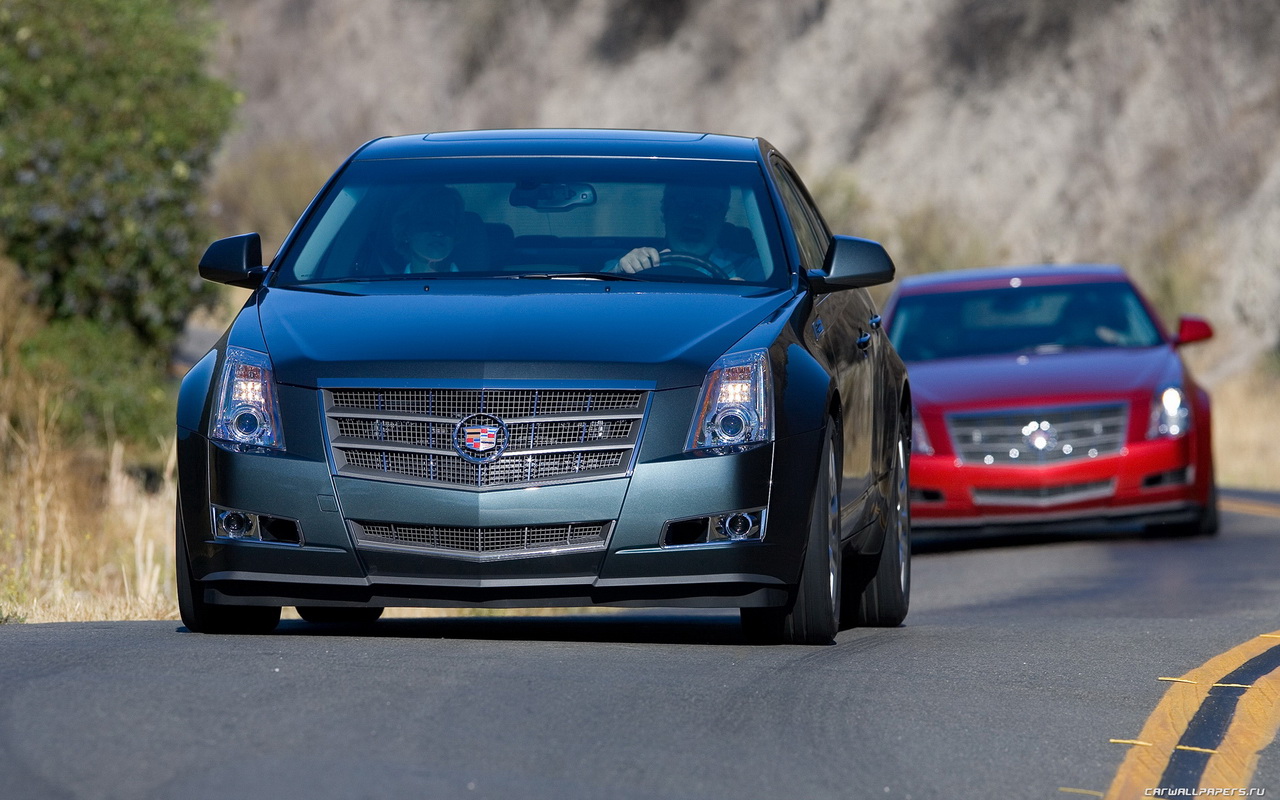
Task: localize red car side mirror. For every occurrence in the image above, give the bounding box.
[1175,315,1213,347]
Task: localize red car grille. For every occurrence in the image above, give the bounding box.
[946,403,1128,465]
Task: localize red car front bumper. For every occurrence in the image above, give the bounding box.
[910,434,1211,533]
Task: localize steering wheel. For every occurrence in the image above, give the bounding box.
[647,252,730,280]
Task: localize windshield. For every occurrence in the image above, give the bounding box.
[272,157,787,289]
[888,282,1163,362]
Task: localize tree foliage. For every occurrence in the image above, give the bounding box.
[0,0,237,350]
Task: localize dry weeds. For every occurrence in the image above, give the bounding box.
[1206,362,1280,491]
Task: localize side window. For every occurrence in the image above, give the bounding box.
[771,160,829,271]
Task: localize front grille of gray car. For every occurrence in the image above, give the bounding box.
[324,388,647,489]
[350,519,611,560]
[946,403,1129,466]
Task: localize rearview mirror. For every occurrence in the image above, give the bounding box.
[509,182,597,211]
[198,233,266,289]
[809,235,896,293]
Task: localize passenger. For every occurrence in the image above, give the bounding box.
[387,185,469,273]
[609,183,760,279]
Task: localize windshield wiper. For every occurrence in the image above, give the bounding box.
[513,272,645,281]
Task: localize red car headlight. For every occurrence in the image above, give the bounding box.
[1147,386,1190,439]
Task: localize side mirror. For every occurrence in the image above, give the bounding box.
[809,235,895,293]
[199,233,266,289]
[1174,315,1213,347]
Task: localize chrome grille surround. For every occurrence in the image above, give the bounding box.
[324,388,648,489]
[946,403,1129,466]
[350,519,612,561]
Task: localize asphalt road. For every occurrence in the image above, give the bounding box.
[2,490,1279,800]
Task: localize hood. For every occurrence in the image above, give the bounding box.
[908,347,1177,411]
[256,281,792,389]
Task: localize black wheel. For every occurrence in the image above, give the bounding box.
[848,415,911,628]
[1149,483,1219,538]
[1200,483,1221,537]
[176,504,281,635]
[296,606,385,625]
[741,422,841,645]
[648,252,730,280]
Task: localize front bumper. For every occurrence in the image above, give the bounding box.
[176,423,824,610]
[908,435,1209,535]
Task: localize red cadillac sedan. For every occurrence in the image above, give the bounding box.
[882,264,1218,538]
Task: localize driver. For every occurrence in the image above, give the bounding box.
[608,183,759,279]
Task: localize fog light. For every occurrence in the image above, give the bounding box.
[723,513,755,540]
[660,508,766,547]
[217,510,259,540]
[712,509,764,542]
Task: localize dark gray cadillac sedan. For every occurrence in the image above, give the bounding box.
[177,129,911,644]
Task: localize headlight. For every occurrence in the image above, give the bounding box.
[211,346,285,451]
[1147,385,1190,439]
[685,349,773,453]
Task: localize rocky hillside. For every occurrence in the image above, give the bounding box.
[208,0,1280,381]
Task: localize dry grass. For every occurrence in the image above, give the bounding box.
[1205,361,1280,491]
[0,258,178,624]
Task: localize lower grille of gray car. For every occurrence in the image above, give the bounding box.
[324,388,647,490]
[350,520,612,560]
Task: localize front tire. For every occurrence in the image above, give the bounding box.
[1150,483,1220,538]
[176,505,281,635]
[741,423,841,645]
[849,417,911,627]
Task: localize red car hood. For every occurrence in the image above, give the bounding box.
[908,347,1174,411]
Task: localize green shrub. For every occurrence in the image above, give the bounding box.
[19,317,174,450]
[0,0,237,352]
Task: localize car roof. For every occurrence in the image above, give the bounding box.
[895,263,1130,295]
[353,128,772,162]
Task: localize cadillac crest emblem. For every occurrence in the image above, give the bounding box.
[453,413,508,463]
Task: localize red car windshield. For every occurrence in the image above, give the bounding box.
[889,282,1163,361]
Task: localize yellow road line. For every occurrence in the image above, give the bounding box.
[1059,789,1104,797]
[1219,497,1280,519]
[1104,629,1280,799]
[1201,654,1280,787]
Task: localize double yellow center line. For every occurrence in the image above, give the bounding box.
[1219,496,1280,520]
[1101,630,1280,796]
[1062,496,1280,797]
